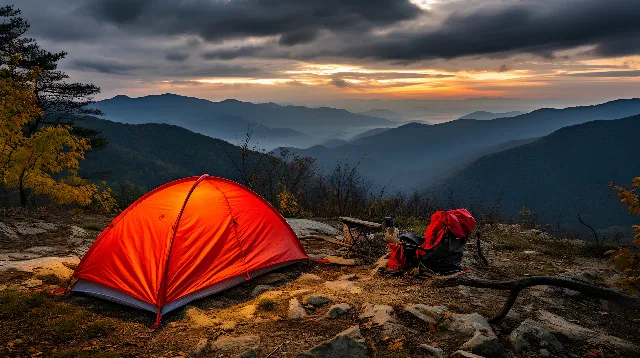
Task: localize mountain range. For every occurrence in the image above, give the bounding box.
[458,111,525,120]
[92,94,393,150]
[431,115,640,229]
[283,98,640,190]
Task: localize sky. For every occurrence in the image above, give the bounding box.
[14,0,640,104]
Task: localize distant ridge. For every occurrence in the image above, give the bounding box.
[285,98,640,190]
[459,110,525,120]
[431,114,640,229]
[92,93,393,150]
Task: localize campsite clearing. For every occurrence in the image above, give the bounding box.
[1,211,639,357]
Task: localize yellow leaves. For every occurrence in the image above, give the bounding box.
[276,184,305,217]
[0,73,116,213]
[608,177,640,293]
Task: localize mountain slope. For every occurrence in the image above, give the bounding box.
[459,111,525,120]
[93,94,393,148]
[79,117,267,191]
[432,115,640,229]
[288,98,640,189]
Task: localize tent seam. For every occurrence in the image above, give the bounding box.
[155,174,210,310]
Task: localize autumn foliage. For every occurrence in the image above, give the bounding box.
[1,6,116,212]
[608,177,640,292]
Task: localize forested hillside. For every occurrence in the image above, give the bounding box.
[286,98,640,190]
[432,115,640,229]
[79,117,263,192]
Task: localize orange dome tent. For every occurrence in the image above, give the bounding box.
[72,174,307,327]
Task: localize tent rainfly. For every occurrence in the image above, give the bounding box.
[72,174,308,327]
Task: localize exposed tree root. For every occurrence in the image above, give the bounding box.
[427,272,640,323]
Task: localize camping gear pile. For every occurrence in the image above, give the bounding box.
[385,209,477,275]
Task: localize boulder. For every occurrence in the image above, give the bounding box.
[510,319,563,353]
[288,298,306,320]
[444,313,502,357]
[460,331,503,357]
[211,335,260,356]
[404,304,450,325]
[304,325,368,358]
[419,344,444,358]
[305,295,333,307]
[326,303,352,319]
[251,285,273,297]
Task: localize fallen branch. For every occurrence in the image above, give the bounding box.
[298,234,351,248]
[475,232,489,266]
[428,273,640,323]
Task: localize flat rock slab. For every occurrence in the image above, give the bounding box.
[286,219,340,237]
[537,310,637,351]
[211,335,260,355]
[326,303,352,319]
[359,304,396,326]
[304,325,368,358]
[404,304,450,325]
[324,280,362,294]
[510,319,564,353]
[288,298,306,319]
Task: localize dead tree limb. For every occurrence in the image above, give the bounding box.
[428,273,640,324]
[475,232,489,266]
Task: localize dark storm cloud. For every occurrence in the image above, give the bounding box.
[201,46,263,60]
[337,0,640,61]
[72,59,142,75]
[165,52,189,62]
[72,58,267,78]
[84,0,421,45]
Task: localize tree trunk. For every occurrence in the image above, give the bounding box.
[19,172,27,207]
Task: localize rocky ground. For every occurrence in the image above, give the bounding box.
[1,210,639,357]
